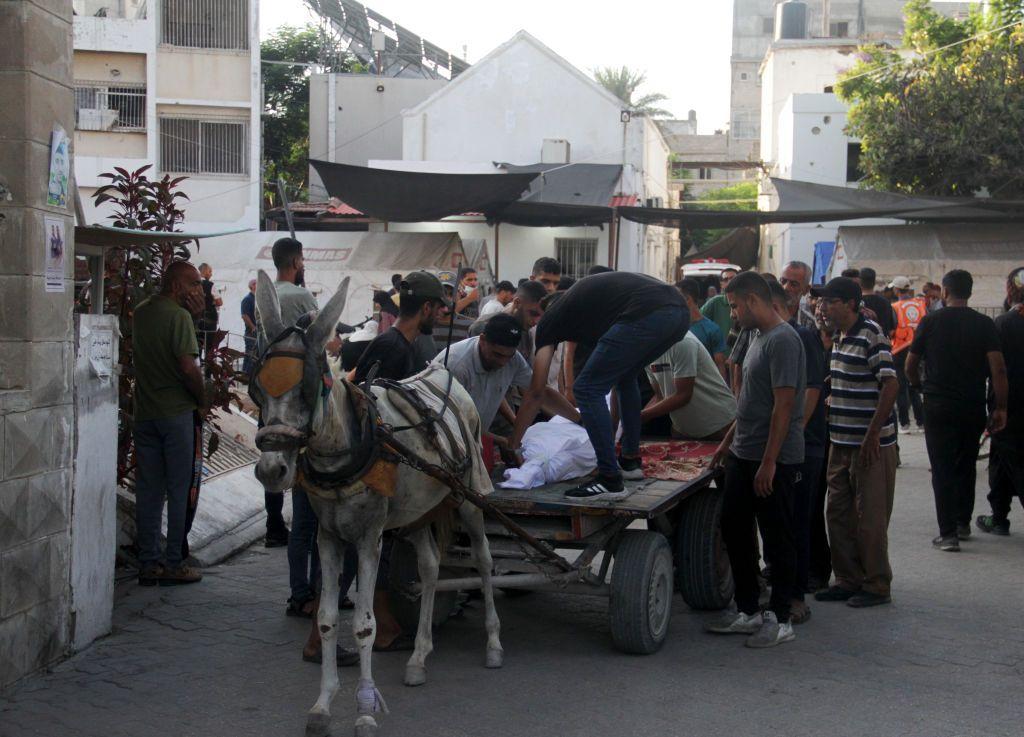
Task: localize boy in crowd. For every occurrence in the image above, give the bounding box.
[677,278,728,380]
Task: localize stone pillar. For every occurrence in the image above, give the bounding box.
[0,0,76,688]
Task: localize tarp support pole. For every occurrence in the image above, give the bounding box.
[608,210,617,267]
[612,213,622,270]
[277,177,296,239]
[494,222,500,279]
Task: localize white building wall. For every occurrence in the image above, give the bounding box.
[72,0,261,234]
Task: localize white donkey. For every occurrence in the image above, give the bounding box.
[252,272,502,737]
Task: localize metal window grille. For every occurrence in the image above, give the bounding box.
[161,0,249,50]
[555,238,598,281]
[159,116,248,175]
[74,82,147,131]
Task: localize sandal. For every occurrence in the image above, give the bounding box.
[285,596,315,619]
[373,633,416,652]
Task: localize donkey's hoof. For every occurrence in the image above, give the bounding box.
[354,715,378,737]
[485,647,504,669]
[305,712,331,737]
[404,664,427,687]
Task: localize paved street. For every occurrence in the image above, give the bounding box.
[3,434,1024,737]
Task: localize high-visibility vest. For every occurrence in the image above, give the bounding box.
[892,297,928,354]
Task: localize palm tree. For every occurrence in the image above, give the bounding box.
[593,66,672,117]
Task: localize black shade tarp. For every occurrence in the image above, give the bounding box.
[619,178,1024,229]
[498,163,622,207]
[310,160,539,222]
[487,201,612,227]
[683,227,759,270]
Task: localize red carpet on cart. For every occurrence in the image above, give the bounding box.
[639,440,718,482]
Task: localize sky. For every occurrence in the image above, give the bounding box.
[259,0,735,133]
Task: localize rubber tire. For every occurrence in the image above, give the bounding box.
[609,531,674,655]
[387,538,459,634]
[675,484,734,611]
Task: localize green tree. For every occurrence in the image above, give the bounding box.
[836,1,1024,197]
[593,66,672,117]
[685,180,758,251]
[262,25,360,204]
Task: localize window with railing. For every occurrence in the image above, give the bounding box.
[73,0,147,19]
[160,0,249,50]
[74,82,147,131]
[555,238,598,281]
[159,115,248,175]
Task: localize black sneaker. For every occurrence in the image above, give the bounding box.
[957,523,972,540]
[932,535,960,552]
[618,456,644,480]
[976,515,1010,536]
[847,591,891,608]
[814,585,857,602]
[565,474,627,500]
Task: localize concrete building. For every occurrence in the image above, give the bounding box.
[72,0,261,232]
[1,0,78,688]
[307,74,447,200]
[380,31,674,280]
[730,0,976,148]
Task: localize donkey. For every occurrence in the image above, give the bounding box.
[252,271,502,737]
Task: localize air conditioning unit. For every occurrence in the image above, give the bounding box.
[541,139,571,164]
[78,108,119,131]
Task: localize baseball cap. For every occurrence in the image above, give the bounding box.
[810,277,862,304]
[481,313,523,348]
[888,276,912,290]
[400,271,446,302]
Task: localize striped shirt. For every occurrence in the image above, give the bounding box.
[828,315,897,447]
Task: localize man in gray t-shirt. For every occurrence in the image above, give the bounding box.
[705,272,805,647]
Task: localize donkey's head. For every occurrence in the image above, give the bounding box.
[251,270,350,491]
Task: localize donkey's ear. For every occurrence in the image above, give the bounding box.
[255,270,285,339]
[309,277,350,352]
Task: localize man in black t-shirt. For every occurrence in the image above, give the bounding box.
[977,268,1024,536]
[906,269,1008,551]
[509,271,689,499]
[352,271,448,384]
[859,268,896,337]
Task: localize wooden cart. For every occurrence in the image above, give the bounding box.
[388,446,734,655]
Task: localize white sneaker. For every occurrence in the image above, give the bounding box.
[899,424,912,434]
[745,611,795,648]
[704,608,763,635]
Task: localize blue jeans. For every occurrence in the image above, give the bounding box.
[574,305,689,476]
[288,489,321,601]
[134,411,196,568]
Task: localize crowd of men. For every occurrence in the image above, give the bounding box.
[129,235,1024,655]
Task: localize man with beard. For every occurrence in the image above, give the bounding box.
[352,271,449,384]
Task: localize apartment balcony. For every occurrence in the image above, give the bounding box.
[74,0,154,54]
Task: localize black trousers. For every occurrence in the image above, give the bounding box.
[923,398,987,537]
[722,455,799,622]
[808,445,832,585]
[894,351,924,427]
[794,454,825,598]
[987,427,1024,525]
[265,491,287,535]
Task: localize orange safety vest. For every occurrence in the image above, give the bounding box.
[891,297,928,354]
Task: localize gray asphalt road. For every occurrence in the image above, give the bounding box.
[3,434,1024,737]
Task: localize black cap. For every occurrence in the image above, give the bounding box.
[811,277,861,304]
[481,313,522,348]
[400,270,446,302]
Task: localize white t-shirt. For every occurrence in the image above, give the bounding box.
[479,298,505,318]
[646,333,737,439]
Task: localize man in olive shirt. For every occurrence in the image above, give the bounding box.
[133,261,206,586]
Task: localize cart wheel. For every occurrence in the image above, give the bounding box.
[387,538,460,634]
[609,531,674,654]
[675,485,734,610]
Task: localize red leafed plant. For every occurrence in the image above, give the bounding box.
[82,165,239,484]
